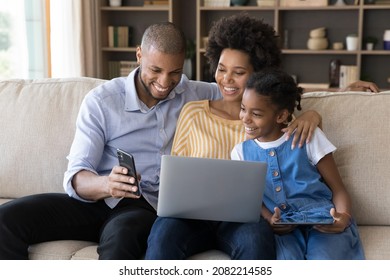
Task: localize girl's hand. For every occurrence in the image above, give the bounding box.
[270,207,296,235]
[314,208,351,233]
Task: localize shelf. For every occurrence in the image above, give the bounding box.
[282,50,359,55]
[200,6,275,10]
[96,0,390,88]
[101,6,170,11]
[195,0,390,88]
[361,50,390,55]
[97,0,181,79]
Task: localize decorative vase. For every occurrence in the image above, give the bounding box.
[307,38,328,50]
[332,42,344,50]
[310,27,326,38]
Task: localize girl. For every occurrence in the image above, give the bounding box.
[231,69,365,260]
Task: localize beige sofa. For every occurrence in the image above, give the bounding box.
[0,77,389,260]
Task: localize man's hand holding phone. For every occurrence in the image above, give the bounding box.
[107,166,140,199]
[106,149,141,199]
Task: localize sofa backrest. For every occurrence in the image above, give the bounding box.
[0,77,106,199]
[1,78,389,227]
[296,91,390,226]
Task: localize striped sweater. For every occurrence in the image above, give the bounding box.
[172,100,245,159]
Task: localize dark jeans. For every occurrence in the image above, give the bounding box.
[0,193,156,260]
[145,216,276,260]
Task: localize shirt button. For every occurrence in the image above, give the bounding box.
[275,186,282,192]
[273,170,279,177]
[280,204,287,210]
[269,150,275,157]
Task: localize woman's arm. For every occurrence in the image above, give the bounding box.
[340,80,380,93]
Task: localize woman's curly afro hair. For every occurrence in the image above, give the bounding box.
[205,12,282,76]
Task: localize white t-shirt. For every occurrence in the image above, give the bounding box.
[231,127,336,166]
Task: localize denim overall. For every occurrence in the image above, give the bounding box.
[242,137,365,260]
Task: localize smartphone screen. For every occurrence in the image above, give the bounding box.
[116,149,140,196]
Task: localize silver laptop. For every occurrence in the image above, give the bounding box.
[157,155,267,223]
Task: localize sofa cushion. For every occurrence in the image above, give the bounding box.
[297,91,390,226]
[358,226,390,260]
[69,246,231,260]
[0,78,105,198]
[28,240,98,260]
[70,245,99,260]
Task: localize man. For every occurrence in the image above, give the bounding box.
[0,22,219,260]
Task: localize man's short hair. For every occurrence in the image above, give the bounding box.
[141,22,186,54]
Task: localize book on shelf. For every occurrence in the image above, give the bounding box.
[339,65,358,89]
[108,61,138,79]
[108,26,133,48]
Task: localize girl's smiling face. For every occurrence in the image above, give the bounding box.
[240,88,288,142]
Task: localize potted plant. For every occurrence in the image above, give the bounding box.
[364,36,378,50]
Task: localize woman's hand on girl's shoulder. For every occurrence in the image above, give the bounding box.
[282,110,321,149]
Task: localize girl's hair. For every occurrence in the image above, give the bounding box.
[246,69,303,122]
[205,12,281,76]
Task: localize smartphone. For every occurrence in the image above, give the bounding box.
[116,148,140,196]
[273,216,334,225]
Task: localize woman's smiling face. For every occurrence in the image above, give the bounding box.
[214,48,254,103]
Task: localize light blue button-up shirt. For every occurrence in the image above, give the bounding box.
[63,68,220,210]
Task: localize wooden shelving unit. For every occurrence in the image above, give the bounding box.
[96,0,390,88]
[97,0,183,79]
[196,0,390,88]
